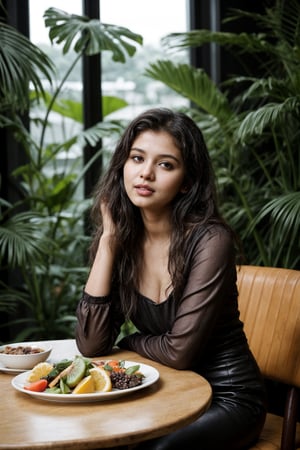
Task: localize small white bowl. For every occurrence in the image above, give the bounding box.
[0,342,52,370]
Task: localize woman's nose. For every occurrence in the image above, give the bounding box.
[140,163,155,180]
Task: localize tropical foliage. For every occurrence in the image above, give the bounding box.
[1,1,299,344]
[145,0,300,269]
[0,8,142,341]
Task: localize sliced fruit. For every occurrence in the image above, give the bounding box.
[72,375,95,394]
[89,367,112,392]
[66,356,86,388]
[27,362,54,382]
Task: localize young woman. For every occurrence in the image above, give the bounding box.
[75,108,266,450]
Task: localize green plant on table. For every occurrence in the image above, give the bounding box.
[0,7,143,341]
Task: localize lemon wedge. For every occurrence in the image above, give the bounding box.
[27,362,54,382]
[89,367,112,392]
[72,375,95,394]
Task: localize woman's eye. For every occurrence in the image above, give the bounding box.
[132,155,143,163]
[159,161,173,170]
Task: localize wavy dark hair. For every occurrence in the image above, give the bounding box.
[89,108,232,317]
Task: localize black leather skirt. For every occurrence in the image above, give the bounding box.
[135,350,267,450]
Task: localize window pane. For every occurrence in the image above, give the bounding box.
[29,0,82,43]
[101,0,187,47]
[100,0,189,119]
[29,0,83,195]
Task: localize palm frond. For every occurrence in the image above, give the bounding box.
[264,0,300,47]
[0,22,54,113]
[145,60,233,122]
[235,76,295,104]
[0,287,27,314]
[0,212,53,268]
[163,1,300,74]
[237,0,300,74]
[248,192,300,241]
[248,192,300,267]
[162,29,271,55]
[44,8,143,62]
[236,96,300,141]
[78,120,124,147]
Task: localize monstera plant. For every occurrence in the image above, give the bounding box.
[0,7,142,341]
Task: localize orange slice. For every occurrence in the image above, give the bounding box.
[89,367,112,392]
[72,375,95,394]
[27,362,54,382]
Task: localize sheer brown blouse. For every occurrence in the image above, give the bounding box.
[76,225,249,372]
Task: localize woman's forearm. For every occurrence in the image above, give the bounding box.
[84,234,116,296]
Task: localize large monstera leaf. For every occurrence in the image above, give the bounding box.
[44,7,143,62]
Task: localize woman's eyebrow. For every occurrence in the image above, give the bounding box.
[130,147,181,163]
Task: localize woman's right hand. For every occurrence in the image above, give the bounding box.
[85,201,117,296]
[100,201,117,238]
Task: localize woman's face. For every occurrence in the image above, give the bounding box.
[123,130,186,213]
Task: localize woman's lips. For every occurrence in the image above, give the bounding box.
[134,184,154,196]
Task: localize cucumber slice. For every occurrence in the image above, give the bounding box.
[66,356,86,388]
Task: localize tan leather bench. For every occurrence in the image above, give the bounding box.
[237,265,300,450]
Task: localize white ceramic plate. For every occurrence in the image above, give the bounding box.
[0,361,26,374]
[11,360,159,403]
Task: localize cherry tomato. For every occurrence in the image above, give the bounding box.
[24,379,48,392]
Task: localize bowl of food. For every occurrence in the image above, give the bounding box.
[0,342,52,370]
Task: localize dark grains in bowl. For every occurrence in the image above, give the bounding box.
[0,345,44,355]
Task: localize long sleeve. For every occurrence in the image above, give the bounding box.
[75,291,124,357]
[118,226,238,369]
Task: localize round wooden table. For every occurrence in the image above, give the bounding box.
[0,339,212,449]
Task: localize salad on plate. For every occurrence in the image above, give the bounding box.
[22,356,145,394]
